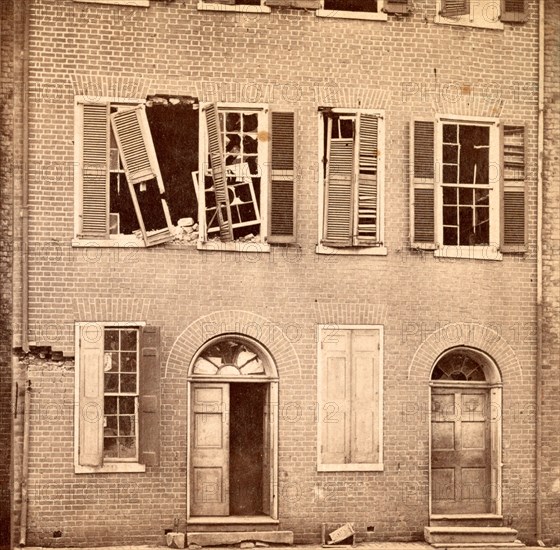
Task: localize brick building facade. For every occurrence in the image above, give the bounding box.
[2,0,558,547]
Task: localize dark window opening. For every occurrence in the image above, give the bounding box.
[324,0,379,12]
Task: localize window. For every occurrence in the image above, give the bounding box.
[410,116,527,258]
[317,325,383,472]
[317,108,387,255]
[73,0,150,6]
[316,0,410,19]
[198,103,296,248]
[75,323,161,473]
[198,0,271,13]
[435,0,528,28]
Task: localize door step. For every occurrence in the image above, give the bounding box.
[424,526,520,545]
[430,515,505,528]
[430,545,524,549]
[186,530,294,547]
[187,516,280,532]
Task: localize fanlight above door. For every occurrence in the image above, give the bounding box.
[192,338,267,376]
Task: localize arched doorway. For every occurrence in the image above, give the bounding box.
[187,335,279,520]
[430,347,502,516]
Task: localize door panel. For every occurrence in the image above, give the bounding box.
[431,388,491,514]
[191,383,229,516]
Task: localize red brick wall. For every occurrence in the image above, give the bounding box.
[541,0,560,545]
[15,0,544,545]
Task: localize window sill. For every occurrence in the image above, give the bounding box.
[75,462,146,474]
[197,240,271,253]
[318,463,384,472]
[73,0,150,6]
[316,9,387,21]
[72,237,144,248]
[316,244,388,256]
[434,14,504,30]
[197,2,271,13]
[434,246,503,261]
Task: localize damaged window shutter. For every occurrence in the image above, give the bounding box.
[410,119,437,249]
[320,328,351,465]
[323,116,354,248]
[501,125,527,252]
[500,0,528,22]
[139,325,161,467]
[204,103,233,242]
[110,105,174,247]
[440,0,469,17]
[268,110,296,243]
[355,114,379,246]
[384,0,411,14]
[79,323,104,467]
[81,103,110,239]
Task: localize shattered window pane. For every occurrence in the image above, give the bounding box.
[324,0,378,12]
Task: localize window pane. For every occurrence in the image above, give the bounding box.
[104,438,119,458]
[443,206,457,225]
[121,329,137,351]
[443,186,458,205]
[120,396,135,415]
[226,133,241,153]
[105,415,118,436]
[443,165,457,184]
[243,134,258,154]
[104,330,119,351]
[443,226,458,245]
[119,415,134,436]
[443,144,458,164]
[105,396,117,414]
[324,0,378,12]
[119,438,136,459]
[104,373,119,393]
[120,374,137,393]
[243,113,258,132]
[459,187,473,205]
[443,124,457,143]
[226,112,241,132]
[121,352,137,372]
[475,188,490,205]
[339,118,354,138]
[459,207,474,245]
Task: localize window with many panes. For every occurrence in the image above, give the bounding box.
[436,0,528,28]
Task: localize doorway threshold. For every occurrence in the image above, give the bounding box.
[188,516,279,524]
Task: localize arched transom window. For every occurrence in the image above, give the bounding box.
[431,350,486,381]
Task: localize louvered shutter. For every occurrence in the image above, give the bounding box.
[384,0,411,14]
[323,116,354,247]
[501,0,527,22]
[81,103,110,239]
[355,114,380,246]
[320,328,351,466]
[78,323,104,467]
[139,326,161,466]
[268,110,296,243]
[501,125,527,252]
[410,119,437,249]
[350,329,380,464]
[110,105,174,247]
[440,0,469,17]
[204,103,233,242]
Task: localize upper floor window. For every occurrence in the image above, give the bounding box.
[410,116,527,259]
[198,0,271,13]
[435,0,528,29]
[317,0,388,20]
[317,108,387,256]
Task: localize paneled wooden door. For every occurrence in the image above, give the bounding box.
[431,387,491,514]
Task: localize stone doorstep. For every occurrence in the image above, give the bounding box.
[186,531,294,547]
[424,527,519,545]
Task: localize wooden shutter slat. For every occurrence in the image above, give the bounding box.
[79,323,104,467]
[111,105,174,247]
[384,0,411,14]
[81,103,109,239]
[410,119,436,249]
[139,326,161,467]
[205,103,233,242]
[355,114,379,246]
[501,124,527,252]
[441,0,469,17]
[500,0,528,22]
[269,110,296,243]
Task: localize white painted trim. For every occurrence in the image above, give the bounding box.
[315,244,388,256]
[73,0,150,6]
[187,516,279,524]
[434,246,503,261]
[74,321,146,474]
[72,238,144,248]
[316,324,384,472]
[197,2,271,13]
[316,9,387,20]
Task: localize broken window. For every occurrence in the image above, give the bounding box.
[199,103,296,244]
[199,0,268,9]
[76,96,200,246]
[319,108,385,250]
[323,0,379,12]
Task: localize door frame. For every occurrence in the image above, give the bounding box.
[186,335,279,521]
[428,348,503,518]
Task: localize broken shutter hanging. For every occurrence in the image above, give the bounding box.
[501,124,527,252]
[323,116,354,247]
[384,0,411,14]
[410,118,437,249]
[355,113,379,246]
[110,105,174,247]
[139,326,161,466]
[79,323,104,467]
[500,0,528,22]
[440,0,469,17]
[320,328,351,466]
[81,103,110,239]
[205,103,233,242]
[268,110,296,243]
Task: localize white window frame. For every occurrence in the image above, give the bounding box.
[434,0,504,30]
[316,324,384,472]
[73,95,147,248]
[198,0,271,13]
[198,102,271,253]
[74,321,146,474]
[434,114,502,261]
[316,108,387,256]
[73,0,150,6]
[316,0,388,20]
